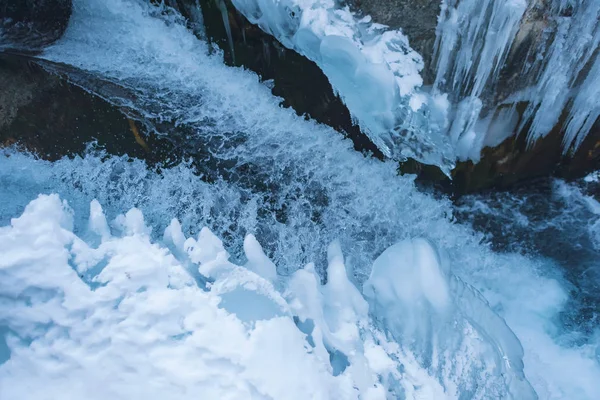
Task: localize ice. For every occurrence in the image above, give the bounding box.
[3,148,600,398]
[521,1,600,147]
[432,0,527,160]
[230,0,455,172]
[224,0,600,164]
[364,238,535,399]
[434,0,527,98]
[0,194,535,399]
[0,0,597,396]
[244,234,278,283]
[563,54,600,152]
[364,239,450,314]
[0,195,349,399]
[433,0,600,159]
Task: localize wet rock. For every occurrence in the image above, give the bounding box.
[0,54,175,163]
[0,0,72,52]
[405,104,600,194]
[162,0,382,158]
[348,0,441,84]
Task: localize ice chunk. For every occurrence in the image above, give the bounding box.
[163,218,186,253]
[88,199,111,240]
[364,238,450,315]
[244,234,278,283]
[364,238,536,399]
[185,227,231,279]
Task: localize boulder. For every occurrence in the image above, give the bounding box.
[0,0,72,52]
[0,54,175,164]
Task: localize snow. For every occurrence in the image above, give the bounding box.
[0,195,537,399]
[0,195,356,399]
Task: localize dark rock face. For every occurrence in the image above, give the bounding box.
[349,0,441,84]
[403,104,600,195]
[162,0,382,158]
[0,54,175,164]
[0,0,72,52]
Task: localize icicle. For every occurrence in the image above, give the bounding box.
[433,0,600,161]
[216,0,236,63]
[433,0,527,98]
[563,54,600,153]
[522,0,600,144]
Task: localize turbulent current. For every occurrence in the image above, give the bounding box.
[0,0,599,399]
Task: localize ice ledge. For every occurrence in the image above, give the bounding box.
[230,0,456,173]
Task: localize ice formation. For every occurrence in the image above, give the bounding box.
[433,0,600,160]
[224,0,600,165]
[0,0,598,397]
[0,195,534,399]
[229,0,455,172]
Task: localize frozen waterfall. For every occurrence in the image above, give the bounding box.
[433,0,600,160]
[229,0,600,166]
[230,0,456,173]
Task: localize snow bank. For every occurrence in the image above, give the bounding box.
[0,195,534,399]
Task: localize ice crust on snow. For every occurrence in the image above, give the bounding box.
[230,0,455,173]
[0,195,534,399]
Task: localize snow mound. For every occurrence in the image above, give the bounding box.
[0,195,535,399]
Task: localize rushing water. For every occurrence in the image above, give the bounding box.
[0,0,599,398]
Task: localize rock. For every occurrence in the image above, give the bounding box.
[162,0,382,158]
[348,0,441,84]
[0,54,175,164]
[0,0,72,52]
[404,105,600,194]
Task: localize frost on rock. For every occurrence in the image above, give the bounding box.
[0,195,537,399]
[230,0,455,173]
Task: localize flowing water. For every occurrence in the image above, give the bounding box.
[0,0,599,398]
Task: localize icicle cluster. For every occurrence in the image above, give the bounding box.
[433,0,600,159]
